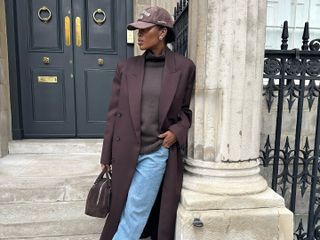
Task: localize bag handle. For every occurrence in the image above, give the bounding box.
[94,168,112,184]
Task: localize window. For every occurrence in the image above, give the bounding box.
[266,0,320,49]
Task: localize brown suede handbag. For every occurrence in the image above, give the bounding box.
[85,168,112,218]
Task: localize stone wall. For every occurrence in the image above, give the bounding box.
[0,0,11,157]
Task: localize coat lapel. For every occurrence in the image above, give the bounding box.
[159,48,181,129]
[127,53,146,142]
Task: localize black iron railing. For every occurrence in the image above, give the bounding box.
[173,0,188,56]
[173,0,189,157]
[260,21,320,240]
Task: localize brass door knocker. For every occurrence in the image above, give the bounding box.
[38,6,52,23]
[92,8,106,25]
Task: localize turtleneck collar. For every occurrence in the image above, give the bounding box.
[145,49,165,62]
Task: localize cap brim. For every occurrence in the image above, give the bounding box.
[127,21,156,30]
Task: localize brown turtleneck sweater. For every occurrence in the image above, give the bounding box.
[140,51,165,154]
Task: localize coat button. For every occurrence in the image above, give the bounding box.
[115,136,120,141]
[117,112,122,117]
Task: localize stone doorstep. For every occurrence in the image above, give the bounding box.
[8,139,103,155]
[3,235,151,240]
[0,152,101,203]
[0,153,101,179]
[0,175,96,203]
[0,201,106,239]
[2,234,101,240]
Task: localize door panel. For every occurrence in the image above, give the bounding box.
[73,0,128,136]
[86,0,115,51]
[16,0,75,137]
[84,69,115,122]
[30,0,62,49]
[31,68,66,121]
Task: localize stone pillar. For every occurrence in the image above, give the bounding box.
[0,0,11,157]
[175,0,293,239]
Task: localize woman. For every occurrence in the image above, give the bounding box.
[99,6,196,240]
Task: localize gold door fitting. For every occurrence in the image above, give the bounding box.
[38,76,57,83]
[75,17,82,47]
[42,57,50,64]
[93,8,106,25]
[127,30,134,44]
[98,58,104,66]
[64,16,71,46]
[38,6,52,23]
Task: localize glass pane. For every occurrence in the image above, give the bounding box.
[266,0,320,50]
[295,0,310,27]
[310,0,320,27]
[310,29,320,42]
[292,28,304,48]
[266,27,282,49]
[267,0,294,26]
[267,1,279,26]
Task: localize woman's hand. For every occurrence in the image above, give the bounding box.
[158,130,177,148]
[101,163,111,171]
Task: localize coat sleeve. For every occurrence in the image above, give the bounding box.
[169,63,196,147]
[100,63,122,165]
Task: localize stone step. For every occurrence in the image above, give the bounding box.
[8,139,103,154]
[3,234,101,240]
[0,201,106,239]
[0,175,96,203]
[0,153,101,203]
[4,235,151,240]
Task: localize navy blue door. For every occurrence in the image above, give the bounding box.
[16,0,132,137]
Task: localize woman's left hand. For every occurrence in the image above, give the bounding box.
[158,130,177,148]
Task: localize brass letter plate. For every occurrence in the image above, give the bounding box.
[37,76,58,83]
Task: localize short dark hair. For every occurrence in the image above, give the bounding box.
[165,28,176,43]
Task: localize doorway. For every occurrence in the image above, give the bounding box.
[9,0,133,138]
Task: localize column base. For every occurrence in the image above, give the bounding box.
[175,188,293,240]
[183,159,269,195]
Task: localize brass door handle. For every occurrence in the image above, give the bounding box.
[93,9,106,25]
[42,56,50,64]
[75,17,82,47]
[98,58,104,66]
[38,6,52,23]
[64,16,71,46]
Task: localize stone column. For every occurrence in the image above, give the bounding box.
[0,0,11,157]
[175,0,293,239]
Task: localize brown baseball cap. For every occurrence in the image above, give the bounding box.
[127,6,174,30]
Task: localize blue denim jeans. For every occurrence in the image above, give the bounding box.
[112,145,169,240]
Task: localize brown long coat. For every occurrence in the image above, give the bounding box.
[99,47,196,240]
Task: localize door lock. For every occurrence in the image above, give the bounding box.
[42,57,50,64]
[97,58,104,66]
